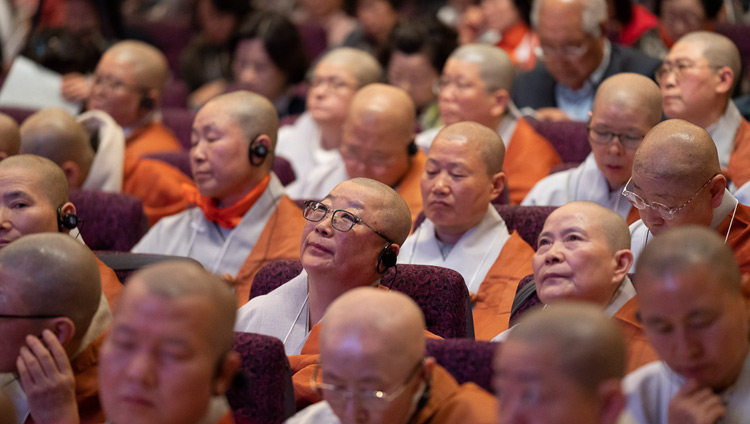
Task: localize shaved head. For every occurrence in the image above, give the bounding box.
[20,108,94,186]
[636,226,740,293]
[124,261,237,356]
[678,31,742,92]
[345,178,412,245]
[347,83,415,145]
[0,233,101,342]
[552,201,630,252]
[593,73,662,128]
[318,47,383,88]
[435,122,505,175]
[448,44,514,92]
[0,154,70,206]
[0,113,20,159]
[504,303,626,393]
[102,40,169,91]
[634,119,720,188]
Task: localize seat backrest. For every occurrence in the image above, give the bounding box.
[425,338,498,393]
[413,205,557,250]
[71,189,148,251]
[161,107,195,150]
[229,332,296,424]
[250,260,471,338]
[509,273,542,328]
[525,117,590,164]
[94,251,201,283]
[0,106,36,124]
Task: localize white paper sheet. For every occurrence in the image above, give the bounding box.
[0,56,80,114]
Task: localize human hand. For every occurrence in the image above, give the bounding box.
[61,73,91,103]
[668,379,725,424]
[17,330,80,424]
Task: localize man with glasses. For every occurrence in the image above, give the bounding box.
[286,287,497,424]
[657,31,750,191]
[0,233,111,424]
[512,0,660,122]
[133,91,305,305]
[416,43,560,204]
[624,119,750,273]
[287,83,426,223]
[235,178,412,356]
[625,226,750,424]
[523,73,662,224]
[86,40,182,159]
[276,47,383,181]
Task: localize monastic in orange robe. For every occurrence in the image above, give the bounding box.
[505,118,561,205]
[718,201,750,274]
[125,122,182,159]
[95,256,121,310]
[396,151,427,225]
[727,118,750,190]
[614,297,659,373]
[122,155,194,226]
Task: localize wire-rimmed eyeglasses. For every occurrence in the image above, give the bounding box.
[621,175,717,220]
[302,201,394,243]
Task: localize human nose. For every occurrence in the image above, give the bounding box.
[543,240,564,264]
[0,208,11,232]
[313,210,335,236]
[123,351,157,387]
[673,327,703,361]
[430,172,451,195]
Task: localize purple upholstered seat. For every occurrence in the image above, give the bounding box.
[425,338,498,393]
[250,260,472,339]
[161,107,195,150]
[525,116,590,164]
[70,189,147,251]
[94,251,201,283]
[413,205,557,250]
[145,150,192,177]
[124,19,191,77]
[272,155,296,186]
[0,106,36,124]
[161,79,189,108]
[228,332,295,424]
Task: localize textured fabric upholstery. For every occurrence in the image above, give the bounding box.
[271,155,296,186]
[71,189,147,252]
[0,105,36,124]
[161,107,194,150]
[162,80,188,108]
[250,260,471,339]
[229,332,295,424]
[425,338,498,393]
[525,117,590,164]
[94,251,201,283]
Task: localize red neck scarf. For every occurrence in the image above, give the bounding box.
[182,175,271,229]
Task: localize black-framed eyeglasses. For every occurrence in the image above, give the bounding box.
[302,201,394,243]
[310,359,424,410]
[0,313,62,319]
[621,174,717,220]
[91,73,146,94]
[655,61,722,84]
[587,125,644,150]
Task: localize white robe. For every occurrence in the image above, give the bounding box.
[398,205,510,294]
[628,189,739,272]
[132,174,287,276]
[276,112,340,180]
[522,153,632,220]
[234,270,310,356]
[624,353,750,424]
[285,153,347,200]
[76,110,125,193]
[706,101,742,174]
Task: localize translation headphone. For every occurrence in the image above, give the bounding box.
[57,205,79,232]
[139,91,155,111]
[407,141,418,156]
[376,243,398,274]
[248,135,269,166]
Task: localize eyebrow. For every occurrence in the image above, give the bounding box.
[2,190,30,201]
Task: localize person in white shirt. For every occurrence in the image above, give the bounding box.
[624,226,750,424]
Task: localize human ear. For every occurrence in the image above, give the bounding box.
[596,379,626,424]
[489,89,510,118]
[489,172,506,201]
[213,351,241,396]
[47,317,76,352]
[612,249,634,285]
[714,66,735,96]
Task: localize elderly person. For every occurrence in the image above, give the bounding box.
[523,73,662,224]
[400,122,534,339]
[287,84,426,222]
[287,287,497,423]
[625,226,750,423]
[512,0,660,122]
[132,91,305,304]
[276,47,383,180]
[495,303,630,424]
[417,43,560,204]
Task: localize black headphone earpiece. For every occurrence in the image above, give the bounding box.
[57,205,79,232]
[407,141,418,156]
[377,243,397,274]
[139,95,155,111]
[248,135,269,166]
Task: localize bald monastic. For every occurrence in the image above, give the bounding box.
[417,43,561,204]
[658,31,750,190]
[134,91,305,305]
[0,233,110,424]
[625,226,750,424]
[625,119,750,273]
[87,40,181,159]
[276,47,383,180]
[496,303,629,424]
[523,73,662,224]
[0,112,20,160]
[399,121,535,339]
[286,287,497,424]
[287,83,426,222]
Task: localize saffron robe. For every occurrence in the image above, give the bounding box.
[124,121,182,159]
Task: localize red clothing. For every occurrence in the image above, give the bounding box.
[125,122,182,159]
[717,201,750,275]
[505,118,562,205]
[618,4,659,46]
[122,155,194,226]
[727,118,750,189]
[496,23,538,70]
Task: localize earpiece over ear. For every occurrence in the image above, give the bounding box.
[248,135,269,166]
[140,95,155,111]
[377,243,397,274]
[57,205,79,232]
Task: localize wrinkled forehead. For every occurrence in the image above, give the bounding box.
[544,207,602,236]
[0,168,53,204]
[667,40,707,62]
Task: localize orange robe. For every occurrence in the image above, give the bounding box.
[396,151,427,225]
[727,118,750,189]
[95,256,121,310]
[718,201,750,274]
[233,196,306,306]
[71,331,107,424]
[411,365,497,424]
[122,155,194,226]
[125,122,182,159]
[614,297,659,373]
[505,118,562,205]
[472,232,535,340]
